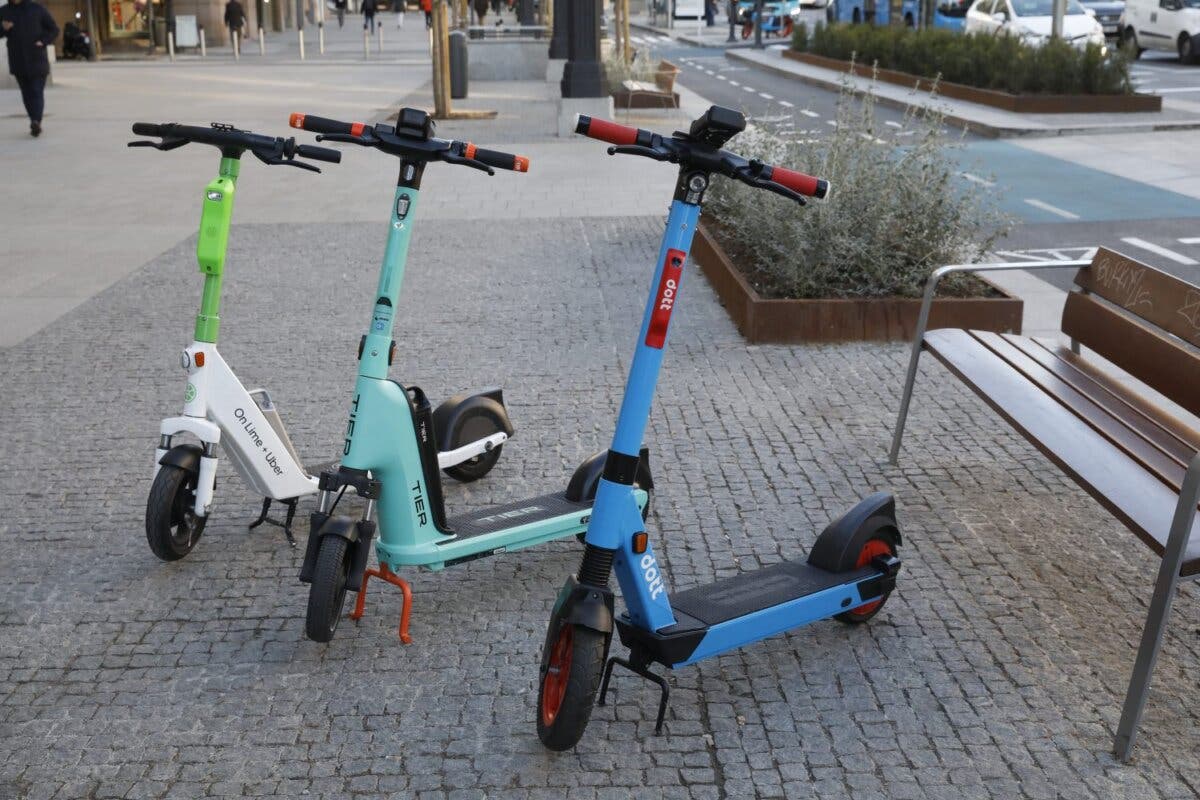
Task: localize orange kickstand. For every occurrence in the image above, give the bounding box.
[349,563,413,644]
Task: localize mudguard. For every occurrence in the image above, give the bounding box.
[565,446,654,502]
[299,513,360,584]
[807,492,902,573]
[158,443,203,474]
[539,575,615,674]
[431,388,514,451]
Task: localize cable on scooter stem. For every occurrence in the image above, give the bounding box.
[573,113,829,204]
[128,122,342,172]
[289,111,530,174]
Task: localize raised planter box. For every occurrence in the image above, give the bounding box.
[692,223,1023,343]
[783,50,1162,114]
[610,88,681,109]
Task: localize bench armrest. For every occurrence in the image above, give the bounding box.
[889,259,1089,464]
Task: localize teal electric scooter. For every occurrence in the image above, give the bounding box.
[290,109,653,643]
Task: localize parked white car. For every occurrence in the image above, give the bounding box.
[965,0,1108,49]
[1120,0,1200,62]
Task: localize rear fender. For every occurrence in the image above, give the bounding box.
[565,446,653,502]
[807,492,901,573]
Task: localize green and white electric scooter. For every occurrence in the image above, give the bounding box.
[132,122,517,561]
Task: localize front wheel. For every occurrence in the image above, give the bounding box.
[536,624,607,751]
[305,535,353,642]
[146,464,207,561]
[835,536,897,624]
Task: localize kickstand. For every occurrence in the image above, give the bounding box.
[598,653,670,735]
[247,497,299,547]
[349,563,414,644]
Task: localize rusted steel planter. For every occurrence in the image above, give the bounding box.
[692,223,1024,343]
[783,50,1162,114]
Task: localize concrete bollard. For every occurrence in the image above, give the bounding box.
[319,22,325,54]
[377,24,384,52]
[233,30,241,59]
[199,28,207,57]
[363,28,370,58]
[168,31,176,61]
[259,27,266,55]
[298,28,305,59]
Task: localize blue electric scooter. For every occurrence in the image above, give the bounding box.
[535,107,903,750]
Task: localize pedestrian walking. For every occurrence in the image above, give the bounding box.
[704,0,715,26]
[362,0,377,33]
[335,0,347,27]
[0,0,59,137]
[396,0,405,27]
[223,0,246,44]
[863,0,876,23]
[420,0,431,27]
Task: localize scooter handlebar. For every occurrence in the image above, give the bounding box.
[574,114,643,146]
[761,164,829,200]
[295,144,342,164]
[463,143,530,173]
[289,113,367,137]
[132,122,166,137]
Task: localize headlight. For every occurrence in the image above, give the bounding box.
[790,7,800,16]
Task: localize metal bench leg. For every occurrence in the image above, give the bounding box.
[1113,453,1200,761]
[889,273,942,465]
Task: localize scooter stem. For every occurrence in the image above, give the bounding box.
[194,156,241,343]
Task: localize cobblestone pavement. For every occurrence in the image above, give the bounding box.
[3,214,1200,800]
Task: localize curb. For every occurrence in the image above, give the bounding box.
[629,20,755,49]
[725,49,1200,139]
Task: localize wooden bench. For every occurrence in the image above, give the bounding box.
[889,248,1200,762]
[616,60,681,110]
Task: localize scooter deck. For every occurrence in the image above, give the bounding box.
[441,491,591,541]
[615,558,893,669]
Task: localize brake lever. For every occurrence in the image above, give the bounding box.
[606,144,669,162]
[755,178,807,206]
[127,138,189,151]
[441,152,495,175]
[252,149,321,172]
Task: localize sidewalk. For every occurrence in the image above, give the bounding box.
[728,45,1200,137]
[5,30,1200,800]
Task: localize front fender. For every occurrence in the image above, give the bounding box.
[158,443,203,474]
[540,576,615,673]
[299,513,360,584]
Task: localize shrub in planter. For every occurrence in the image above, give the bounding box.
[704,78,1011,300]
[794,22,1132,95]
[603,48,656,95]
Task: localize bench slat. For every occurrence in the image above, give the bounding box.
[925,328,1200,575]
[1062,292,1200,418]
[971,331,1188,492]
[1001,335,1198,468]
[1075,248,1200,349]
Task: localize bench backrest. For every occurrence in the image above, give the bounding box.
[656,60,680,92]
[1066,248,1200,417]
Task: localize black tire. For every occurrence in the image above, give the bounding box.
[305,535,353,642]
[145,464,207,561]
[851,7,860,23]
[1180,34,1197,65]
[536,624,608,751]
[1123,27,1144,58]
[904,12,914,27]
[441,406,505,483]
[834,535,897,625]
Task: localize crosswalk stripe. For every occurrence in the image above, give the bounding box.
[1024,198,1080,220]
[1121,237,1199,265]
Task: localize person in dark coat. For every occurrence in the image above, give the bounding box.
[223,0,246,41]
[362,0,377,33]
[334,0,347,27]
[0,0,59,137]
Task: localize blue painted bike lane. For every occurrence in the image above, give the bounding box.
[953,140,1200,224]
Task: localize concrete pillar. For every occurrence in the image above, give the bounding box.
[561,0,604,97]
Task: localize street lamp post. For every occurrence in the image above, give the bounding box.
[549,0,569,57]
[726,0,735,41]
[561,0,605,97]
[753,0,762,47]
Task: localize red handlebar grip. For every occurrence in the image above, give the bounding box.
[766,165,830,199]
[574,114,639,146]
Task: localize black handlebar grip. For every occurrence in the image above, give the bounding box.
[464,143,529,172]
[295,144,342,164]
[289,113,365,137]
[132,122,167,137]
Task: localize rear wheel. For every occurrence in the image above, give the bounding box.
[536,624,607,751]
[305,535,353,642]
[834,536,896,624]
[1123,26,1145,58]
[146,464,207,561]
[442,405,505,483]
